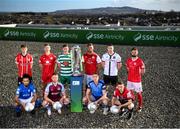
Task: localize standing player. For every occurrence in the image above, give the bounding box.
[83,74,109,115]
[14,74,37,117]
[111,81,134,120]
[42,73,69,116]
[126,47,145,112]
[39,44,56,91]
[57,44,72,87]
[15,44,33,85]
[102,44,122,87]
[82,43,101,87]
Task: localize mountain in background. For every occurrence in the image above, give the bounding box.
[52,6,161,15]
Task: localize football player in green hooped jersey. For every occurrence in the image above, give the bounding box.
[57,44,72,87]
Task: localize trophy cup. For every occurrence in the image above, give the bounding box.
[70,45,83,112]
[71,45,83,76]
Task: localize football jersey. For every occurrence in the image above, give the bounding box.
[102,52,121,76]
[16,83,36,99]
[126,57,145,82]
[57,54,72,76]
[82,52,101,75]
[45,82,65,102]
[39,53,56,83]
[88,80,106,97]
[15,53,33,77]
[113,87,134,101]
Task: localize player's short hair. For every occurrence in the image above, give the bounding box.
[21,44,27,48]
[107,43,113,47]
[131,47,138,51]
[87,43,93,47]
[116,81,124,86]
[62,44,68,48]
[44,43,50,47]
[22,74,31,80]
[52,72,58,76]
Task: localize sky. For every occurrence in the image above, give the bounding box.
[0,0,180,12]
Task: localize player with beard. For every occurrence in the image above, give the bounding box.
[126,47,145,112]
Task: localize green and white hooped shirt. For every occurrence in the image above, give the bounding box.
[57,54,72,76]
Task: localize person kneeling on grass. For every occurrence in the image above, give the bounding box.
[14,74,37,117]
[42,73,69,116]
[111,81,135,120]
[83,74,109,115]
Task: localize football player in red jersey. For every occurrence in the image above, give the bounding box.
[82,43,101,84]
[15,44,33,85]
[82,43,101,94]
[42,73,69,116]
[111,81,135,120]
[39,44,56,91]
[126,47,145,112]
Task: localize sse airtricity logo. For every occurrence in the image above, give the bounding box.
[43,31,50,39]
[4,29,10,37]
[86,32,93,40]
[134,33,142,42]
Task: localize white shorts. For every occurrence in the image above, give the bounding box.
[19,97,33,105]
[127,81,143,93]
[84,74,93,85]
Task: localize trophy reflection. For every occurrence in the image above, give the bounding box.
[71,45,82,76]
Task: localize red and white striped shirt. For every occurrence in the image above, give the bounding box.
[15,53,33,77]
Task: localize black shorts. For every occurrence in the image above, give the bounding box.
[103,75,118,86]
[119,99,128,104]
[18,76,32,85]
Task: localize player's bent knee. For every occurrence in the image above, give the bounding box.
[128,103,134,109]
[42,100,48,107]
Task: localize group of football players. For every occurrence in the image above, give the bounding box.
[14,43,145,120]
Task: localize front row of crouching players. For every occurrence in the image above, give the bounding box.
[15,74,134,119]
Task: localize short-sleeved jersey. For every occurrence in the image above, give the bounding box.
[45,82,65,102]
[113,87,134,101]
[102,52,121,76]
[39,53,56,82]
[15,53,33,77]
[16,83,36,99]
[126,57,145,82]
[82,52,101,75]
[87,80,106,97]
[57,54,72,76]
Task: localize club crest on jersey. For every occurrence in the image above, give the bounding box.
[46,61,50,64]
[50,57,53,60]
[63,61,69,66]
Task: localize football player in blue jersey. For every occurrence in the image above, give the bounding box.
[14,74,37,117]
[83,74,109,115]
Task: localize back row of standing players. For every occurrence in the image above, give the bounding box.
[14,43,145,118]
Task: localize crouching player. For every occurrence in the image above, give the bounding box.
[14,74,37,117]
[83,74,109,115]
[42,73,69,116]
[111,81,134,120]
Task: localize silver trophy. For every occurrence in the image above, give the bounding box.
[71,45,83,76]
